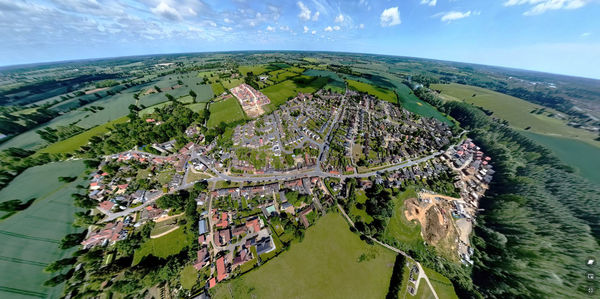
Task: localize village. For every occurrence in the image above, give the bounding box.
[77,85,493,296]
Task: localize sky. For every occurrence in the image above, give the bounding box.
[1,0,599,79]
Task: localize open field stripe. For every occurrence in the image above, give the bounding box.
[0,230,60,243]
[0,255,48,267]
[0,286,47,298]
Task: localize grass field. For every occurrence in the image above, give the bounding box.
[432,83,600,144]
[211,213,396,299]
[38,116,128,154]
[207,97,246,128]
[0,160,86,299]
[304,69,345,93]
[347,79,397,103]
[239,65,276,76]
[180,265,198,290]
[261,77,328,111]
[190,84,214,102]
[267,69,300,83]
[423,266,458,299]
[383,188,426,251]
[132,226,190,265]
[186,103,207,113]
[211,82,226,96]
[221,78,244,90]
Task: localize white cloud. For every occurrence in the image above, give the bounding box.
[420,0,437,6]
[151,1,181,21]
[311,30,316,34]
[334,13,344,23]
[266,25,275,32]
[333,25,340,31]
[221,26,232,32]
[303,25,309,33]
[324,26,333,32]
[297,1,311,20]
[224,18,233,24]
[504,0,591,15]
[359,23,365,29]
[279,25,290,31]
[312,11,320,21]
[436,11,474,22]
[380,7,401,27]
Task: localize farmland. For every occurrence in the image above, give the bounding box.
[207,97,246,128]
[0,160,86,299]
[211,82,226,96]
[211,213,395,299]
[347,79,397,103]
[132,226,191,266]
[303,69,345,93]
[261,77,328,111]
[432,83,600,143]
[395,83,454,126]
[267,69,300,83]
[239,64,276,76]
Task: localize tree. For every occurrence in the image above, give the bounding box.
[166,93,175,102]
[189,90,197,103]
[60,231,87,249]
[44,257,77,273]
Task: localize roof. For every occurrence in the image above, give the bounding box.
[216,257,227,281]
[198,219,208,235]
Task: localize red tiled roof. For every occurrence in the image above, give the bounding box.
[216,257,227,281]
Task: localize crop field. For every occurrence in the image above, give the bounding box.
[261,77,328,111]
[347,79,397,103]
[521,131,600,186]
[132,226,191,265]
[38,116,128,154]
[207,97,246,128]
[211,212,395,299]
[395,83,453,126]
[383,188,426,252]
[432,83,600,144]
[0,160,86,299]
[303,69,345,93]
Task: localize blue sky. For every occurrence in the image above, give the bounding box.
[1,0,599,79]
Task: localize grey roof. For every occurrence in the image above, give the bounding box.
[198,219,207,235]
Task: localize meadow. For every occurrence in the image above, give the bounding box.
[0,160,86,298]
[267,69,300,83]
[207,97,246,128]
[211,213,396,299]
[423,266,458,299]
[132,226,191,266]
[395,83,454,126]
[431,83,600,144]
[303,69,345,93]
[347,79,397,103]
[211,82,226,96]
[383,188,426,252]
[239,65,276,76]
[261,77,328,111]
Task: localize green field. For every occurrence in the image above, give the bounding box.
[239,65,277,76]
[395,84,454,126]
[423,266,458,299]
[132,226,191,265]
[267,69,300,83]
[38,116,128,154]
[211,213,396,299]
[211,82,226,96]
[186,103,207,113]
[207,97,246,128]
[432,83,600,144]
[0,160,86,298]
[383,188,426,251]
[190,84,214,102]
[221,78,244,90]
[180,265,198,290]
[261,77,328,111]
[347,79,397,103]
[303,69,345,93]
[521,131,600,186]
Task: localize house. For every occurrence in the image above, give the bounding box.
[233,248,252,267]
[299,206,313,228]
[245,217,261,233]
[98,200,115,212]
[216,256,227,281]
[194,247,209,270]
[81,221,126,248]
[255,236,274,255]
[214,229,231,246]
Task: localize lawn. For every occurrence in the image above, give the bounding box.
[383,188,426,251]
[432,83,600,144]
[211,212,396,299]
[37,116,128,154]
[207,97,246,128]
[0,160,86,299]
[261,77,328,111]
[416,278,436,299]
[221,78,245,90]
[186,103,207,113]
[132,226,191,265]
[180,265,198,290]
[347,79,397,103]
